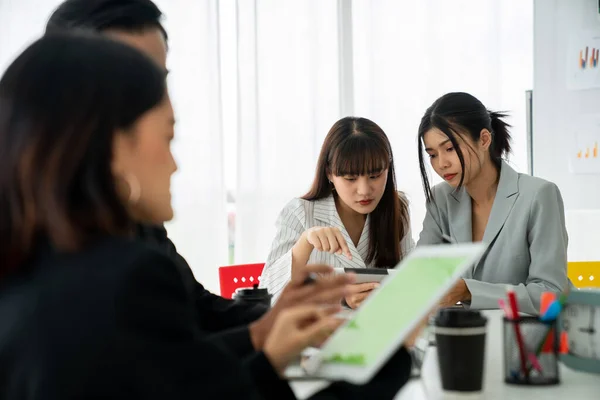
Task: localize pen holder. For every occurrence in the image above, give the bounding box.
[503,316,560,385]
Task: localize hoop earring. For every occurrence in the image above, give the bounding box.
[124,173,141,204]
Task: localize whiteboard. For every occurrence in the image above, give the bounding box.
[533,0,600,209]
[533,0,600,261]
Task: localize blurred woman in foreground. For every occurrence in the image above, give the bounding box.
[0,33,414,399]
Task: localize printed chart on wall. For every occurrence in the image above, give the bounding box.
[569,113,600,175]
[566,30,600,90]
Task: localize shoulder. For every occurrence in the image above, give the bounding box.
[282,197,311,212]
[426,181,454,210]
[36,236,181,294]
[134,223,174,252]
[3,236,183,340]
[97,237,182,285]
[397,190,409,206]
[90,235,173,267]
[69,238,189,324]
[431,181,454,197]
[277,197,313,221]
[517,173,563,203]
[133,223,193,280]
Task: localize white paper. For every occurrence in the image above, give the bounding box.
[568,113,600,175]
[566,30,600,90]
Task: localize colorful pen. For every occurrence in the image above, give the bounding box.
[506,287,529,379]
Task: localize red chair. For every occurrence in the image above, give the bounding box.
[218,263,265,299]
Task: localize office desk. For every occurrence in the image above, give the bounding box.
[290,310,600,399]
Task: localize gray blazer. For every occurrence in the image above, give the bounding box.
[417,161,570,315]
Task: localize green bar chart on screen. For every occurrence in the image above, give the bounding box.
[322,256,470,367]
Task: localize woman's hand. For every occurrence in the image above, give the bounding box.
[344,282,379,309]
[304,227,352,259]
[403,313,431,348]
[263,304,343,374]
[439,279,471,308]
[249,264,354,350]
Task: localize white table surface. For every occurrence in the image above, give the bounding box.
[290,310,600,399]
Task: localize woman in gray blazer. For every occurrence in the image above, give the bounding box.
[416,92,570,315]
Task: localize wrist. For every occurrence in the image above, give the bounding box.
[298,231,313,250]
[292,232,313,263]
[263,347,287,376]
[462,279,472,301]
[249,318,269,350]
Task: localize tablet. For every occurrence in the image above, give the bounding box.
[333,267,394,283]
[300,243,486,384]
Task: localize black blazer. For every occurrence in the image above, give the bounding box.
[0,236,412,399]
[136,224,269,328]
[136,224,267,357]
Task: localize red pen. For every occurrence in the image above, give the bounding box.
[506,287,529,379]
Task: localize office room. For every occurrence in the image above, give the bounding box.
[0,0,598,398]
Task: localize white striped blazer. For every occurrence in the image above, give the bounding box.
[260,194,415,303]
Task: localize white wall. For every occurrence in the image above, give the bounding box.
[533,0,600,262]
[153,0,229,293]
[0,1,58,74]
[351,0,533,242]
[0,1,229,293]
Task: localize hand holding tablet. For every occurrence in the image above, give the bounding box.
[263,304,342,374]
[332,268,392,309]
[297,243,487,383]
[344,282,380,309]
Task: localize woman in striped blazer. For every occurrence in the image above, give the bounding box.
[260,117,415,308]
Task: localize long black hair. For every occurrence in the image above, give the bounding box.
[418,92,512,202]
[0,33,166,277]
[304,117,409,268]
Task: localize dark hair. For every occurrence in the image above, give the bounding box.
[45,0,167,41]
[417,92,512,202]
[303,117,409,268]
[0,33,167,277]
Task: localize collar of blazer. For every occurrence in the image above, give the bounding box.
[313,194,370,268]
[447,160,520,245]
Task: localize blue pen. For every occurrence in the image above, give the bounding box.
[525,293,568,374]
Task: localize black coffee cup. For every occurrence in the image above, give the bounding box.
[233,284,272,308]
[433,308,488,392]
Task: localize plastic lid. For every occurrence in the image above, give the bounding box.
[234,284,271,299]
[434,308,487,328]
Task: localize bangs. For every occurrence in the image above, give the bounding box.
[329,135,390,176]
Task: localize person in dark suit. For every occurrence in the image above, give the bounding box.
[43,0,314,358]
[0,33,414,399]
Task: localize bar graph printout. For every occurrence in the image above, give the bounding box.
[567,30,600,90]
[569,113,600,175]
